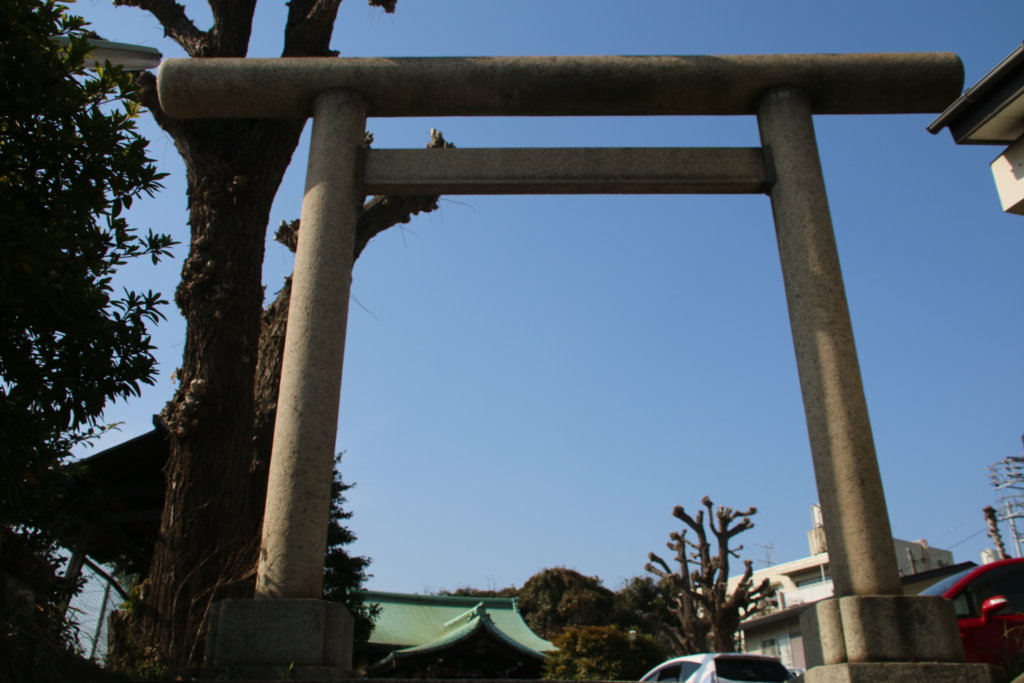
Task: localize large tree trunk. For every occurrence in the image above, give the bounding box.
[107,0,339,667]
[120,53,446,672]
[135,116,305,667]
[110,1,440,667]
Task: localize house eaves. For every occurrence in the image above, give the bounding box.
[928,43,1024,144]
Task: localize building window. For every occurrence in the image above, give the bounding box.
[761,638,780,657]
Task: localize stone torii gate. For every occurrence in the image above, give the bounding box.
[158,54,996,682]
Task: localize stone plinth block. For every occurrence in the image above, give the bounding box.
[803,595,965,669]
[801,662,1001,683]
[802,598,846,666]
[204,598,353,672]
[839,594,963,663]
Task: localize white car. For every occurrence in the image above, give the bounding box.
[640,653,792,683]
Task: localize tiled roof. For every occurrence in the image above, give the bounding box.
[361,590,556,660]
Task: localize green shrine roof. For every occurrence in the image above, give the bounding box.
[361,590,557,662]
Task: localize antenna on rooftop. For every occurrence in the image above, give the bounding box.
[753,541,776,567]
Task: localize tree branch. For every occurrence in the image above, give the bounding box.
[645,552,672,580]
[133,71,189,144]
[113,0,207,56]
[648,497,767,652]
[283,0,343,57]
[275,129,455,260]
[207,0,258,56]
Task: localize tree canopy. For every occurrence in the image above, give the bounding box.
[0,1,171,679]
[0,0,171,527]
[542,625,666,681]
[517,566,616,639]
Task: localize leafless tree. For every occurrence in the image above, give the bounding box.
[645,497,774,654]
[983,505,1010,561]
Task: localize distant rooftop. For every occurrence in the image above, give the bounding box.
[360,591,556,677]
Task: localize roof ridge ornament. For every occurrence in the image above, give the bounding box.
[442,601,490,631]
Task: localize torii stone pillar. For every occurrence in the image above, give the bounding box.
[757,86,984,681]
[158,54,999,681]
[202,90,365,679]
[256,89,366,602]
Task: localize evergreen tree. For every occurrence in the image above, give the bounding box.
[542,625,665,681]
[0,1,170,680]
[517,567,615,639]
[322,454,378,658]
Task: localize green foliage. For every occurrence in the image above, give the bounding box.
[0,0,172,530]
[0,1,171,679]
[438,585,519,598]
[542,625,666,681]
[1,529,74,683]
[517,567,615,639]
[612,575,676,633]
[322,454,378,660]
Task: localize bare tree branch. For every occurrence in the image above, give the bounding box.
[207,0,258,56]
[114,0,207,56]
[284,0,343,57]
[274,129,455,260]
[646,497,773,653]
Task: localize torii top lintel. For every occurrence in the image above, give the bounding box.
[157,52,963,120]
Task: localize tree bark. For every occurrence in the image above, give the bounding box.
[109,0,340,665]
[110,2,444,662]
[139,116,306,667]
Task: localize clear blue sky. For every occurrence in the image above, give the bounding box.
[73,0,1024,593]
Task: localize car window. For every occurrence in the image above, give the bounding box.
[642,662,701,682]
[951,591,971,618]
[676,662,700,681]
[713,658,790,682]
[919,567,974,597]
[967,565,1024,615]
[650,664,679,681]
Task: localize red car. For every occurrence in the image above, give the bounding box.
[920,558,1024,666]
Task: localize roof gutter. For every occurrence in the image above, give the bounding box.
[928,42,1024,135]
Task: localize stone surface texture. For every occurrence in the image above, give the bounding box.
[255,90,366,600]
[157,53,963,119]
[802,598,847,667]
[803,595,966,667]
[800,662,1003,683]
[839,595,963,663]
[363,147,767,195]
[203,598,353,671]
[758,86,902,600]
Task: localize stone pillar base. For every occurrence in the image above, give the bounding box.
[201,598,353,679]
[801,662,1002,682]
[797,595,1006,682]
[801,595,965,666]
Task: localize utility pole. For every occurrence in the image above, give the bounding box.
[988,438,1024,558]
